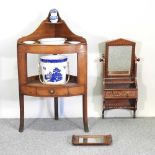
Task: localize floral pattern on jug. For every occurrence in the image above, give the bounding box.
[45,67,62,82]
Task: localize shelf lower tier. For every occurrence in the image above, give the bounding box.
[20,76,85,97]
[103,99,137,110]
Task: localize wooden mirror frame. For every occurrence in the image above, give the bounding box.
[104,38,136,78]
[72,135,112,146]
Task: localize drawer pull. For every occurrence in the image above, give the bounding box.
[50,89,55,94]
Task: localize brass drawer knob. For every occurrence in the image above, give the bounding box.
[50,89,55,94]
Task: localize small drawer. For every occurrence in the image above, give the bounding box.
[37,87,68,97]
[104,89,137,99]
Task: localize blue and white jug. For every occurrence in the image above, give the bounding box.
[49,8,58,23]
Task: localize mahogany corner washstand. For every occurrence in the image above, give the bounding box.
[100,38,140,118]
[17,12,89,132]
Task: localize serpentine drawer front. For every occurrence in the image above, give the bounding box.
[104,89,137,99]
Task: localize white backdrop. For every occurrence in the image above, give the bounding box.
[0,0,155,118]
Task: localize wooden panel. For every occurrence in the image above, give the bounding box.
[17,44,86,54]
[104,78,135,84]
[68,86,85,96]
[17,51,27,85]
[77,52,87,84]
[21,86,36,96]
[106,38,135,46]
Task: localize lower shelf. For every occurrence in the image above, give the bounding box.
[103,99,137,110]
[20,75,85,97]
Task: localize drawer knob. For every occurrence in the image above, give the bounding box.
[50,89,55,94]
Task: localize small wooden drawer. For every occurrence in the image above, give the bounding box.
[37,87,68,97]
[104,89,137,99]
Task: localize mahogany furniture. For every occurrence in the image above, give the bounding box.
[100,38,140,118]
[17,11,89,132]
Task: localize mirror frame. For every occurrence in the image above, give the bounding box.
[72,135,112,145]
[105,38,135,78]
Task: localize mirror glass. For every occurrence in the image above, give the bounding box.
[79,137,104,144]
[108,46,132,76]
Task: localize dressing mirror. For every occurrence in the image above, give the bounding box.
[101,38,140,118]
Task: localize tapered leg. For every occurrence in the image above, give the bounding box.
[54,97,58,120]
[102,110,105,119]
[19,93,24,132]
[133,99,137,118]
[102,101,105,119]
[83,94,89,132]
[129,99,136,118]
[133,110,136,118]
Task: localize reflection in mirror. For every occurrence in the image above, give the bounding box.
[79,137,104,144]
[108,46,132,76]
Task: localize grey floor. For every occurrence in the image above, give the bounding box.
[0,118,155,155]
